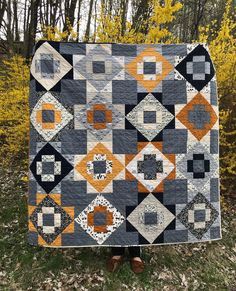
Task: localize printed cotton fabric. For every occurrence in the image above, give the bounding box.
[28,41,221,247]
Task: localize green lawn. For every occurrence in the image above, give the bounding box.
[0,164,235,290]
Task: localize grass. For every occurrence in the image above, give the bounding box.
[0,164,235,290]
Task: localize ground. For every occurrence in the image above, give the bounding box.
[0,164,235,291]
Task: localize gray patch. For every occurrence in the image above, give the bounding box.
[163,129,187,154]
[144,212,158,225]
[163,179,188,204]
[143,62,156,74]
[143,111,156,123]
[210,130,219,154]
[112,80,137,104]
[42,162,55,174]
[113,129,137,154]
[92,61,105,73]
[93,110,106,123]
[193,159,205,173]
[42,110,55,123]
[194,209,206,222]
[188,104,211,129]
[93,212,107,226]
[93,160,107,174]
[162,80,187,105]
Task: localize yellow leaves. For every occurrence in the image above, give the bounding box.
[220,196,228,211]
[200,0,236,196]
[146,0,182,43]
[21,176,29,182]
[150,0,182,24]
[199,0,236,101]
[41,20,78,41]
[96,13,143,43]
[96,0,182,44]
[0,55,30,164]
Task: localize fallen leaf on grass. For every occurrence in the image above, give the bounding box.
[180,274,188,288]
[158,271,173,280]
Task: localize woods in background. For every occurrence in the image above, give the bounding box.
[0,0,235,57]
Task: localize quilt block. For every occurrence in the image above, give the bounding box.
[28,41,221,247]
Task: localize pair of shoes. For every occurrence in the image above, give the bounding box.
[130,258,145,274]
[106,256,124,273]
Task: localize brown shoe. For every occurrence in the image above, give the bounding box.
[106,256,124,272]
[130,258,145,274]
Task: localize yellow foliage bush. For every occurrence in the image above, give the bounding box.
[0,56,29,166]
[41,23,78,41]
[96,0,182,43]
[199,0,236,195]
[145,0,182,43]
[96,12,144,43]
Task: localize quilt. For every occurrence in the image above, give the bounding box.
[28,41,221,247]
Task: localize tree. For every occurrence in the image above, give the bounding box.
[84,0,94,41]
[25,0,40,59]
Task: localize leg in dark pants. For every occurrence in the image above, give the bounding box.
[111,247,125,256]
[111,246,141,258]
[128,246,141,258]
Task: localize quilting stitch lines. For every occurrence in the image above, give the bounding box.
[28,41,221,247]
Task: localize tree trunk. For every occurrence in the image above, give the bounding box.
[121,0,129,36]
[76,0,83,41]
[25,0,40,59]
[13,0,20,41]
[84,0,94,41]
[63,0,77,38]
[0,0,7,30]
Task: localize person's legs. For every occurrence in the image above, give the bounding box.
[128,246,141,258]
[128,247,145,274]
[111,247,125,257]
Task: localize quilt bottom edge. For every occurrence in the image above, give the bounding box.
[27,233,222,248]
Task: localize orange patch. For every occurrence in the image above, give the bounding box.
[93,122,107,130]
[87,110,93,123]
[93,104,106,111]
[105,110,112,123]
[94,225,107,233]
[36,110,42,124]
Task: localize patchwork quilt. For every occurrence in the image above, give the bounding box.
[28,41,221,247]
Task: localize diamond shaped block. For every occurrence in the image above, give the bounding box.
[177,142,218,192]
[177,192,219,239]
[30,195,73,244]
[75,195,125,244]
[126,47,173,91]
[75,143,124,193]
[73,44,124,90]
[176,93,217,141]
[127,193,175,243]
[75,94,123,141]
[126,93,174,141]
[30,92,73,141]
[126,143,175,192]
[30,143,73,193]
[175,44,215,91]
[31,41,72,91]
